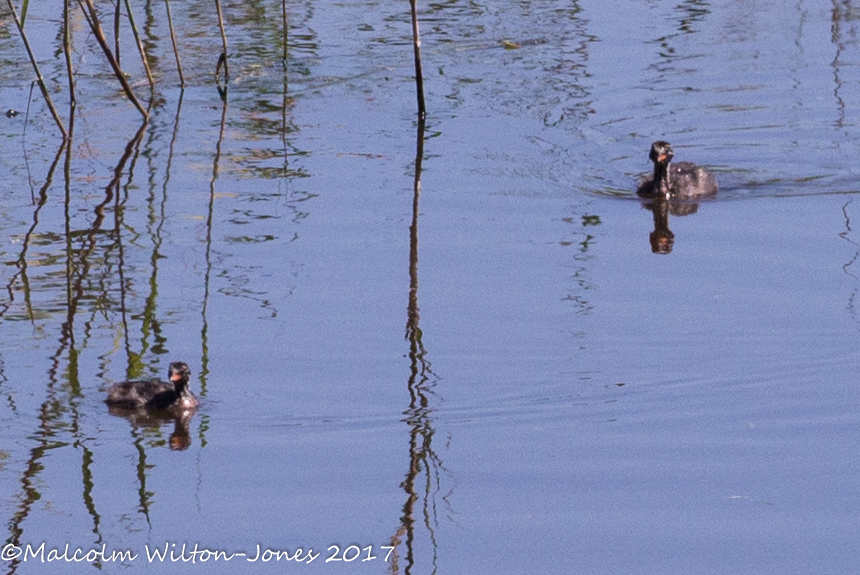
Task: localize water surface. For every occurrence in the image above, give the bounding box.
[1,0,859,573]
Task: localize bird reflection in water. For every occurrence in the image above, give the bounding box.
[105,361,199,450]
[640,196,705,254]
[636,140,717,254]
[107,404,197,450]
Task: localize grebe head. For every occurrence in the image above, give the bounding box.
[169,362,191,391]
[649,140,674,165]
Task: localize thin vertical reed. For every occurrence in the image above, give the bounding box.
[4,0,67,139]
[123,0,154,91]
[23,80,35,138]
[282,0,288,64]
[408,0,426,118]
[76,0,93,28]
[407,114,426,342]
[164,0,184,87]
[214,0,229,83]
[113,0,121,66]
[77,0,148,119]
[63,0,76,105]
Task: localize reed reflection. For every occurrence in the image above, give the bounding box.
[560,214,597,316]
[839,199,860,328]
[200,80,229,393]
[390,116,449,575]
[1,141,65,323]
[3,111,103,575]
[1,4,309,568]
[1,93,214,572]
[830,0,857,128]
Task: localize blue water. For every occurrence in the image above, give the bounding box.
[1,0,859,573]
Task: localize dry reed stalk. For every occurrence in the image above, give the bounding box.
[282,0,288,63]
[123,0,154,91]
[409,0,426,118]
[113,0,120,65]
[214,0,229,83]
[164,0,185,87]
[63,0,76,105]
[77,0,148,119]
[4,0,68,139]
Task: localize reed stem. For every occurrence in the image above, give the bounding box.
[4,0,68,139]
[164,0,185,87]
[408,0,426,118]
[282,0,288,64]
[77,0,148,119]
[214,0,229,83]
[123,0,154,91]
[63,0,76,105]
[113,0,121,66]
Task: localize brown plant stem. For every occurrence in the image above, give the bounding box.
[77,0,149,119]
[214,0,229,83]
[282,0,288,63]
[5,0,68,139]
[164,0,184,87]
[124,0,154,91]
[113,0,121,66]
[63,0,76,105]
[409,0,426,118]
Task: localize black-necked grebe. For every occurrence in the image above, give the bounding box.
[637,141,718,199]
[105,361,198,410]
